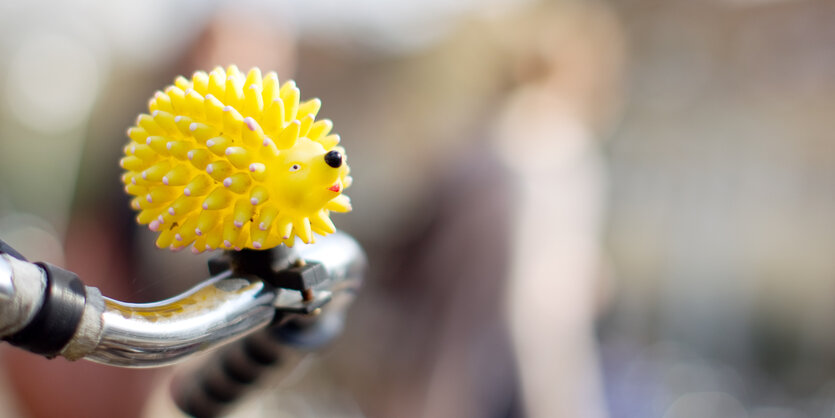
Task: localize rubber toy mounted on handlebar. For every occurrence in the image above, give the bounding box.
[120,66,353,252]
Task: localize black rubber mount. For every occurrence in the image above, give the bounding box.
[208,246,292,280]
[4,262,86,358]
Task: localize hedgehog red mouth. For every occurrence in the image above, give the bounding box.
[327,181,342,193]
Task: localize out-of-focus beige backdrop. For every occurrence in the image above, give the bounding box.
[0,1,834,417]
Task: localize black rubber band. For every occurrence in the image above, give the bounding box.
[4,263,86,358]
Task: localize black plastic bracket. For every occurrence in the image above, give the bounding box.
[209,248,328,292]
[208,247,332,315]
[272,263,327,291]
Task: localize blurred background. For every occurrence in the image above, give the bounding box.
[0,0,834,417]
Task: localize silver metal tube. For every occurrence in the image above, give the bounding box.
[293,231,366,294]
[0,254,47,338]
[83,272,277,368]
[0,256,14,301]
[82,232,364,368]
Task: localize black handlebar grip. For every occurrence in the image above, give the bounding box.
[173,324,286,418]
[172,311,344,418]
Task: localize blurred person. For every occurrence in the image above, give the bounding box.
[312,1,625,417]
[492,3,624,417]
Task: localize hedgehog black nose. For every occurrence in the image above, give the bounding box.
[324,150,342,168]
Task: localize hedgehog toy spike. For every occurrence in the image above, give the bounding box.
[120,67,352,252]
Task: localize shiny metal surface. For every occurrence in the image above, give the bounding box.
[84,271,277,368]
[0,254,46,338]
[279,232,366,347]
[83,231,364,368]
[0,256,13,301]
[171,233,367,417]
[295,231,366,294]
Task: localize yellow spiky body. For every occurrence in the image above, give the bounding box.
[120,66,352,252]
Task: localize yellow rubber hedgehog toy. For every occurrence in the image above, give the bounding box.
[120,66,352,252]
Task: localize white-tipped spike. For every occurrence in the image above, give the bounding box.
[222,105,244,138]
[279,81,299,121]
[275,120,300,149]
[225,75,244,109]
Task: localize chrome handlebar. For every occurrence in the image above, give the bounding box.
[0,231,365,368]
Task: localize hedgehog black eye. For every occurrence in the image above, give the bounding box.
[289,164,301,172]
[324,150,342,168]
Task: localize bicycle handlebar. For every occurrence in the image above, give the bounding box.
[0,232,365,368]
